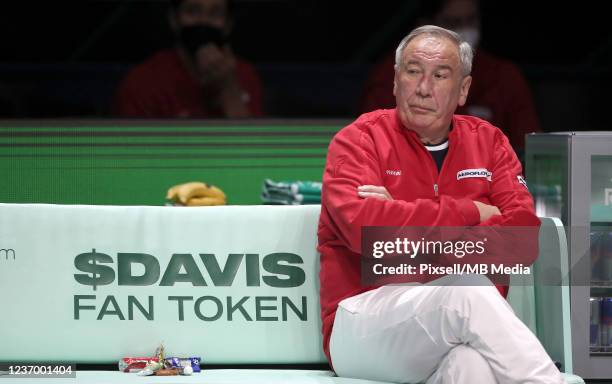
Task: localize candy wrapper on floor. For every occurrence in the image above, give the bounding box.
[154,368,180,376]
[190,357,201,372]
[118,357,158,373]
[165,356,201,373]
[120,343,201,376]
[137,360,165,376]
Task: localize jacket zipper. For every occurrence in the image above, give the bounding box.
[430,132,454,199]
[404,123,454,199]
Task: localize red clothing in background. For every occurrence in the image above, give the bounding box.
[317,109,540,364]
[113,48,263,118]
[359,50,541,150]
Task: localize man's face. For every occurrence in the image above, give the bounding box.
[434,0,480,48]
[434,0,480,32]
[174,0,228,29]
[393,34,471,139]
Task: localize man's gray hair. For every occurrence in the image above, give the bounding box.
[394,25,473,76]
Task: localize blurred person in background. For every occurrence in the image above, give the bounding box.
[359,0,540,155]
[113,0,262,118]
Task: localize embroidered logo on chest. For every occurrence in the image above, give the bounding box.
[457,168,492,182]
[386,170,402,176]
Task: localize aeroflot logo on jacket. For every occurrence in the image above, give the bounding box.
[457,168,492,182]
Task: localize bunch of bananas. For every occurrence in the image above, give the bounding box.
[166,181,226,206]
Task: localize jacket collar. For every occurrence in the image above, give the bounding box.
[394,108,459,147]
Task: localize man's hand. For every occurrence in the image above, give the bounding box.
[473,201,501,222]
[195,44,250,117]
[195,44,237,87]
[357,185,393,200]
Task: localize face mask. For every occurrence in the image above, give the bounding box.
[178,25,227,56]
[455,27,480,49]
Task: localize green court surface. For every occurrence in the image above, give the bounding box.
[0,120,347,205]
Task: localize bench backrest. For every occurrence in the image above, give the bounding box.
[0,204,571,370]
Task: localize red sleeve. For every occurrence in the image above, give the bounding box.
[236,61,264,117]
[499,65,541,149]
[483,129,541,266]
[112,68,161,118]
[448,129,541,268]
[322,122,481,254]
[432,129,540,275]
[480,129,540,228]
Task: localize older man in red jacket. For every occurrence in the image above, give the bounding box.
[360,0,541,155]
[318,25,562,384]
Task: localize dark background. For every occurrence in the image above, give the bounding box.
[0,1,610,132]
[2,1,611,64]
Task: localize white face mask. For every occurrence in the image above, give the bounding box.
[455,27,480,49]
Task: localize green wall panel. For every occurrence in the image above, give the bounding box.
[0,121,345,205]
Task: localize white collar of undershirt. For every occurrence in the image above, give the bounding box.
[424,140,449,151]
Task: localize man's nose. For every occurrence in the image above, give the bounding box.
[416,76,433,97]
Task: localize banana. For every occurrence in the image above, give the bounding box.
[166,184,181,201]
[185,196,226,206]
[166,181,227,205]
[202,184,226,199]
[176,182,208,204]
[179,182,226,204]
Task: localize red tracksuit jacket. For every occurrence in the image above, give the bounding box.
[317,109,540,364]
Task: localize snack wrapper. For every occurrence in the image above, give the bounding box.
[190,357,201,373]
[164,356,201,373]
[118,357,159,373]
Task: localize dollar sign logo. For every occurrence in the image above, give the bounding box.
[74,249,115,291]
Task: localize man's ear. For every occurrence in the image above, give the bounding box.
[393,64,399,97]
[457,75,472,106]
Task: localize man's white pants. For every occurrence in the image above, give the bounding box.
[329,274,564,384]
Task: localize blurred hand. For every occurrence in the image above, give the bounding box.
[194,44,249,117]
[473,201,501,222]
[195,44,237,88]
[358,185,393,200]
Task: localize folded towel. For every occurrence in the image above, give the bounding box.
[263,179,322,196]
[261,179,322,205]
[261,191,321,205]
